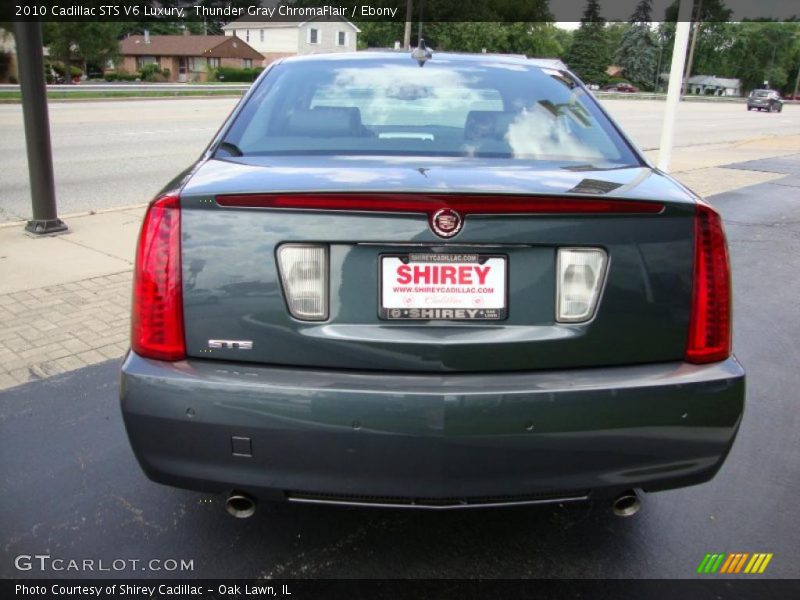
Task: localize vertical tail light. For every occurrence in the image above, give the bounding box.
[556,248,607,322]
[131,194,185,361]
[686,203,731,364]
[277,245,328,321]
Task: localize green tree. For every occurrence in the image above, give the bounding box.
[564,0,611,85]
[524,22,566,57]
[614,0,658,89]
[422,22,509,53]
[725,21,800,93]
[43,23,121,82]
[552,27,574,58]
[346,0,552,49]
[118,22,206,38]
[359,0,551,23]
[355,21,405,49]
[115,0,243,36]
[660,0,734,78]
[194,0,262,34]
[656,15,800,95]
[605,21,630,61]
[422,22,563,56]
[127,0,260,35]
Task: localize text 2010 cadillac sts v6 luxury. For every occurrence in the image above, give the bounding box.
[120,51,744,518]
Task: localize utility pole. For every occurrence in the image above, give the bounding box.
[417,0,425,44]
[682,0,703,95]
[14,22,67,235]
[403,0,413,49]
[658,0,693,172]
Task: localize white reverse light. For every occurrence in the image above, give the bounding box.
[277,244,328,321]
[556,248,607,323]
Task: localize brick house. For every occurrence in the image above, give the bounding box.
[221,17,359,66]
[118,32,264,82]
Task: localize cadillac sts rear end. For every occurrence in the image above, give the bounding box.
[120,53,744,515]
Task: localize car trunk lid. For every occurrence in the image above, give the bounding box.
[176,157,696,372]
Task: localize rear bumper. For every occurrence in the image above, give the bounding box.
[120,352,745,508]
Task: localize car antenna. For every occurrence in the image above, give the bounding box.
[411,38,432,67]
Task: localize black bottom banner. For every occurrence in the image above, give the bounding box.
[4,579,800,600]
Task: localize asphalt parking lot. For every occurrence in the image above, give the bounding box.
[2,158,799,580]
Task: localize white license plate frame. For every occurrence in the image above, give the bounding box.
[379,253,508,320]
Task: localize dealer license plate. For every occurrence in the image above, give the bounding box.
[380,254,507,320]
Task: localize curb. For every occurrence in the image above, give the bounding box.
[0,93,244,104]
[0,203,148,229]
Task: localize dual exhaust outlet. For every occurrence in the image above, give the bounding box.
[225,491,256,519]
[611,489,641,517]
[223,489,641,518]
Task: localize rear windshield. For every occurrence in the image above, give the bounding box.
[754,91,771,97]
[221,57,639,167]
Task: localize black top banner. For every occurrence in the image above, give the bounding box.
[2,0,799,23]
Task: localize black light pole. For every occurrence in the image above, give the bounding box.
[14,21,67,235]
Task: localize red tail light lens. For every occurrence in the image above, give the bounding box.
[686,203,731,364]
[131,194,185,361]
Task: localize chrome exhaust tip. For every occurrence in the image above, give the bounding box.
[225,491,256,518]
[611,490,641,517]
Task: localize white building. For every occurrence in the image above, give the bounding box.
[686,75,742,97]
[221,18,360,66]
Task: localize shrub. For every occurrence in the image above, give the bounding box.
[138,63,161,82]
[51,63,83,78]
[136,64,171,82]
[607,77,631,85]
[110,70,138,82]
[209,66,264,82]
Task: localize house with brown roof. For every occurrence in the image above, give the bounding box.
[118,31,264,82]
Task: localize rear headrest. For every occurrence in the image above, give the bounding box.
[464,110,517,141]
[284,107,363,137]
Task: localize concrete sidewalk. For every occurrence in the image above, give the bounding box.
[1,134,798,391]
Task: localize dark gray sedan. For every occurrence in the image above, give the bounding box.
[747,89,784,112]
[120,51,744,518]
